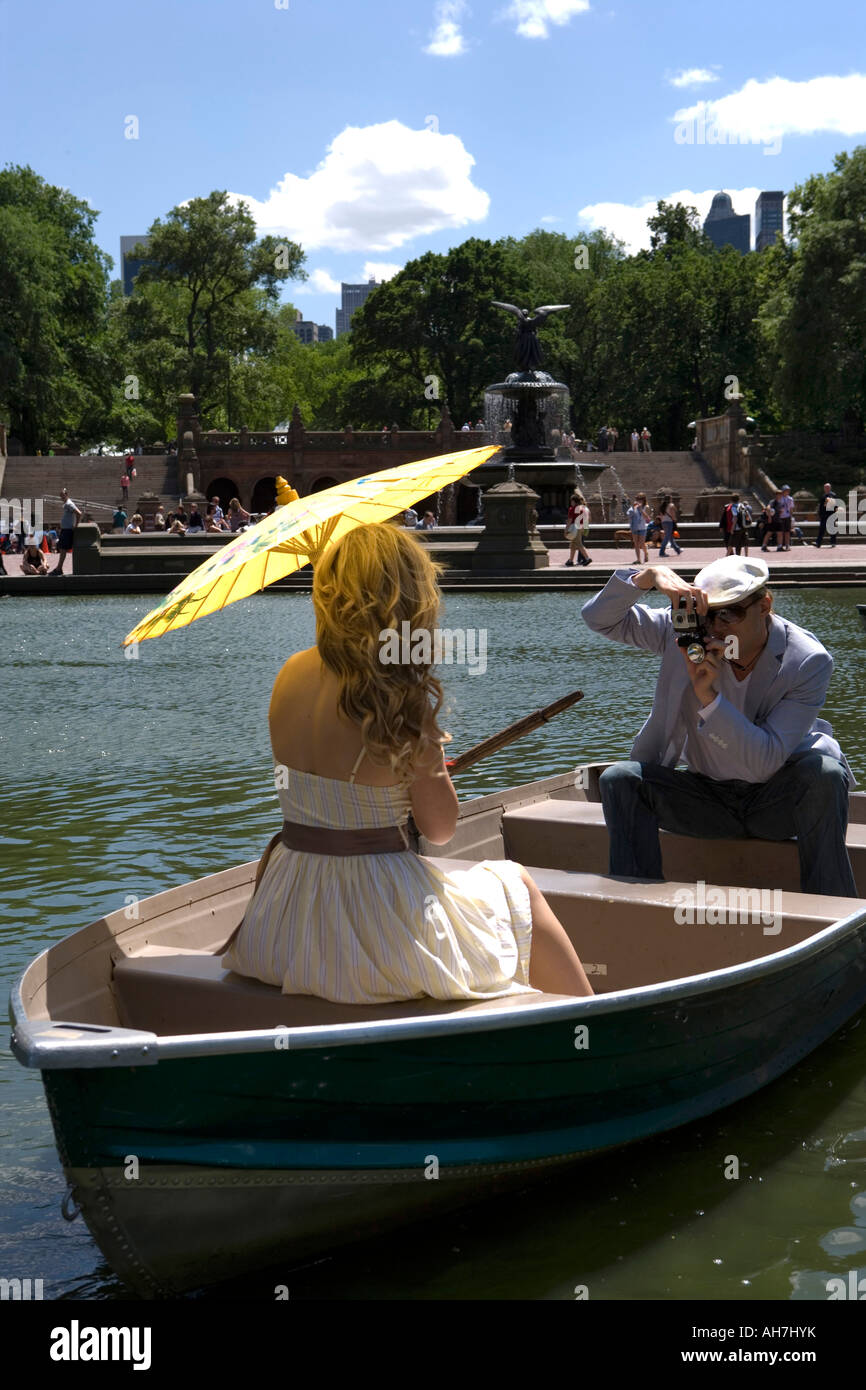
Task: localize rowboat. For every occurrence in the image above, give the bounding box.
[10,763,866,1297]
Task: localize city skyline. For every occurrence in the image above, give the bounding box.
[6,0,866,329]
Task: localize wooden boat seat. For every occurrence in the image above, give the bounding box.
[112,948,575,1036]
[112,859,863,1033]
[501,799,866,896]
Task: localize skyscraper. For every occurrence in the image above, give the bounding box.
[703,192,751,254]
[120,235,151,294]
[755,191,784,251]
[336,278,380,336]
[292,321,335,344]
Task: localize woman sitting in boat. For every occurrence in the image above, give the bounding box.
[222,524,593,1002]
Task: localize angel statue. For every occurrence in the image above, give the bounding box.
[491,302,570,372]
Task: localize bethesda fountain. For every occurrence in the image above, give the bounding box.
[470,300,607,518]
[467,301,608,571]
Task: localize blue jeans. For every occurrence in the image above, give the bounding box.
[658,517,680,556]
[599,754,858,896]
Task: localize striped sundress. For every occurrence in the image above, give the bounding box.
[221,763,535,1004]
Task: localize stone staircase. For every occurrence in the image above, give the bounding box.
[2,454,181,523]
[575,450,765,517]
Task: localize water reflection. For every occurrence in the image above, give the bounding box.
[1,587,865,1300]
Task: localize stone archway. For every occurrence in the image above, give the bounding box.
[205,477,241,511]
[309,476,338,493]
[251,476,276,514]
[456,483,481,524]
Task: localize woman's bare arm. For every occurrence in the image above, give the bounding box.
[409,739,460,845]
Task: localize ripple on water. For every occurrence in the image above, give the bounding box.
[2,589,866,1300]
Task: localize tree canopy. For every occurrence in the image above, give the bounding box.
[3,148,865,455]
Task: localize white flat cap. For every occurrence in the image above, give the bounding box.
[693,554,769,607]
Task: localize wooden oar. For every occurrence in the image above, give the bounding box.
[444,689,584,776]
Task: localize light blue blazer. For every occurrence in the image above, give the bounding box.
[581,569,854,785]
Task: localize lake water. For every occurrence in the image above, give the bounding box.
[2,587,866,1300]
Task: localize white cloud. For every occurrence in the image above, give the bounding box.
[540,214,562,223]
[295,268,342,295]
[505,0,590,40]
[669,67,719,88]
[672,73,866,141]
[229,121,489,254]
[362,261,402,281]
[425,0,467,56]
[578,186,762,254]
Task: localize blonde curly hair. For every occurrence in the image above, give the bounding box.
[312,523,450,779]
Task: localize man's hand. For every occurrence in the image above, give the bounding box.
[681,637,725,706]
[632,565,708,614]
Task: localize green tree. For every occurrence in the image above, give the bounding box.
[646,199,709,254]
[758,147,866,429]
[349,240,522,425]
[0,164,112,452]
[123,191,307,427]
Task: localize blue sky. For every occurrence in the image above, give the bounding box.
[3,0,865,331]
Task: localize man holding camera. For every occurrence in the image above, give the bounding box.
[581,557,857,897]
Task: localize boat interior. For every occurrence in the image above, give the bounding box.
[18,765,866,1038]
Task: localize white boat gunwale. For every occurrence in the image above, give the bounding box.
[11,896,866,1069]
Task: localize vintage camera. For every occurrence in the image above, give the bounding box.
[672,597,709,663]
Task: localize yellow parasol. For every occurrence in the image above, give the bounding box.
[123,444,498,646]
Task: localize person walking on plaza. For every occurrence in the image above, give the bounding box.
[608,426,619,452]
[581,555,857,897]
[51,488,81,575]
[720,497,737,556]
[630,429,640,452]
[113,506,127,533]
[815,482,839,548]
[120,472,130,503]
[736,498,753,556]
[657,494,681,557]
[564,490,592,567]
[640,426,652,453]
[775,484,794,551]
[627,492,651,564]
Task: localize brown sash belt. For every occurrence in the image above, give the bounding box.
[215,818,409,955]
[279,818,409,855]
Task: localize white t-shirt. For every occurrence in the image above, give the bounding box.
[683,663,755,781]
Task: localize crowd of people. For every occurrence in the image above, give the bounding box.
[111,496,253,536]
[593,425,653,453]
[559,483,834,567]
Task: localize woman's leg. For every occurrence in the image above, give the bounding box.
[632,533,642,563]
[519,866,594,997]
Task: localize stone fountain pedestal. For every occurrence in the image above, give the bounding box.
[471,481,549,572]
